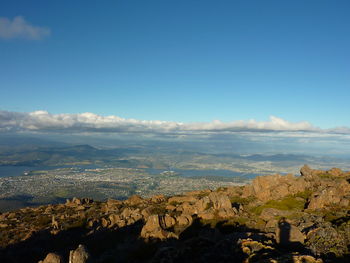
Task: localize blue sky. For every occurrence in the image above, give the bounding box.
[1,0,349,128]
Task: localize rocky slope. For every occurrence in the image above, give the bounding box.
[0,165,349,263]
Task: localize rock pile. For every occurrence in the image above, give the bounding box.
[0,166,349,263]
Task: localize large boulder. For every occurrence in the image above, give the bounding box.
[177,201,198,215]
[275,218,305,245]
[141,215,178,240]
[193,196,211,213]
[307,181,350,209]
[108,213,126,228]
[176,214,193,227]
[68,244,91,263]
[217,207,237,219]
[208,192,232,210]
[243,173,307,202]
[160,214,176,229]
[300,165,316,179]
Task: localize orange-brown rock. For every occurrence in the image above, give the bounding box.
[124,195,145,206]
[243,173,307,202]
[167,195,199,204]
[38,253,63,263]
[307,182,350,209]
[68,244,90,263]
[140,215,178,240]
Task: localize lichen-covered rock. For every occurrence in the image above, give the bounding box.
[306,226,347,256]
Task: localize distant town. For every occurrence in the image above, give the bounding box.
[0,167,246,207]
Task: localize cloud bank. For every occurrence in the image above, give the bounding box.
[1,110,342,136]
[0,16,50,40]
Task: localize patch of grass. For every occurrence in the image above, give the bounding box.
[318,173,333,179]
[250,196,306,215]
[230,196,256,206]
[293,190,313,200]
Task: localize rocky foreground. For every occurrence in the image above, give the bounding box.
[0,165,350,263]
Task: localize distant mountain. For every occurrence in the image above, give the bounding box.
[0,134,69,153]
[243,153,309,162]
[0,144,134,167]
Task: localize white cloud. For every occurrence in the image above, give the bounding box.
[1,110,344,137]
[181,116,315,132]
[0,16,50,40]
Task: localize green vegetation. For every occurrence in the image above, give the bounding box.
[293,189,313,200]
[230,196,257,205]
[250,195,307,215]
[318,173,334,179]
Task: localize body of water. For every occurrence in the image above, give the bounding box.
[145,168,258,180]
[0,165,258,181]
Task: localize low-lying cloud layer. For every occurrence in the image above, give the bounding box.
[0,16,50,40]
[2,110,347,136]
